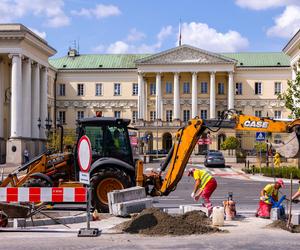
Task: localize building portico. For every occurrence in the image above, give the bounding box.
[0,24,56,164]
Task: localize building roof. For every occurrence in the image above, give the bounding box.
[221,52,290,67]
[49,54,150,69]
[49,51,290,70]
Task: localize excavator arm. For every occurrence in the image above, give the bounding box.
[139,110,300,196]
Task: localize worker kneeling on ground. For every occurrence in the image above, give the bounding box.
[188,168,217,215]
[256,179,285,218]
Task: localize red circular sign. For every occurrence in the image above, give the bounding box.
[77,135,92,172]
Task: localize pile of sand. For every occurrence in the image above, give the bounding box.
[266,220,300,233]
[120,208,222,236]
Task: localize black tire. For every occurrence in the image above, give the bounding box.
[22,178,52,187]
[91,167,132,213]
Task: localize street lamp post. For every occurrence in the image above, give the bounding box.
[56,118,64,153]
[156,119,158,158]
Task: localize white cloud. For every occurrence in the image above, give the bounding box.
[179,22,249,52]
[0,0,70,28]
[267,5,300,38]
[29,27,46,39]
[94,26,173,54]
[126,28,146,42]
[235,0,299,10]
[71,4,121,19]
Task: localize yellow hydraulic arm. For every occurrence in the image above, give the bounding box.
[143,111,300,196]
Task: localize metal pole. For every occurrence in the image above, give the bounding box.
[260,146,262,174]
[156,120,158,159]
[87,186,90,230]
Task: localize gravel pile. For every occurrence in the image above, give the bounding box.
[267,220,300,233]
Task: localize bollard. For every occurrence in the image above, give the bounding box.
[252,165,255,175]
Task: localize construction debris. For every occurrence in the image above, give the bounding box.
[119,208,223,236]
[266,220,300,233]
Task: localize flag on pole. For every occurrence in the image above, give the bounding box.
[179,18,182,46]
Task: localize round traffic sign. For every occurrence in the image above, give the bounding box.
[77,135,92,172]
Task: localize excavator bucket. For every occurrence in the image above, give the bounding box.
[273,132,300,158]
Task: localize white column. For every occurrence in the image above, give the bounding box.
[156,73,162,120]
[144,80,147,120]
[173,72,180,120]
[210,71,216,119]
[40,66,48,139]
[228,71,234,110]
[191,72,198,118]
[22,58,32,138]
[9,54,23,138]
[31,63,40,138]
[0,59,4,138]
[137,72,144,120]
[0,58,4,139]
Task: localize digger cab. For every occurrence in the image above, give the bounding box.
[75,117,134,167]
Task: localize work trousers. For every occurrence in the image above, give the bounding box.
[200,178,217,212]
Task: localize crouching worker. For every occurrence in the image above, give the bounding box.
[292,180,300,204]
[256,179,285,218]
[188,168,217,214]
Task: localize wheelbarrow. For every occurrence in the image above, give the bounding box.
[0,202,70,228]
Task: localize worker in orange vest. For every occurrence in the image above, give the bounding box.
[188,168,217,214]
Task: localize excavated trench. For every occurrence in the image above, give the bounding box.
[120,208,223,236]
[267,220,300,233]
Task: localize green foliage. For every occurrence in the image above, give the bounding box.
[220,136,239,150]
[47,129,77,151]
[243,166,300,179]
[277,71,300,118]
[254,142,267,153]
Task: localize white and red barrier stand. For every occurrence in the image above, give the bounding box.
[0,187,87,203]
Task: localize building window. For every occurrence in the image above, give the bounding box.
[274,82,281,95]
[58,84,65,96]
[255,110,262,118]
[274,110,281,119]
[114,83,121,96]
[200,82,208,94]
[150,111,156,121]
[166,81,172,94]
[150,83,156,95]
[183,82,190,94]
[183,110,190,122]
[236,82,242,95]
[132,83,138,96]
[200,110,207,119]
[58,111,66,124]
[274,134,282,144]
[255,82,262,95]
[114,111,121,118]
[77,111,84,120]
[77,83,84,96]
[95,83,102,96]
[218,83,225,95]
[132,111,138,123]
[166,110,173,122]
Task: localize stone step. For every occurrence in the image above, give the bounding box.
[111,198,153,217]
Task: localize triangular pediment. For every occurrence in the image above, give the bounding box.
[136,45,236,65]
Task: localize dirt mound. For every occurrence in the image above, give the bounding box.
[120,208,222,236]
[266,220,300,233]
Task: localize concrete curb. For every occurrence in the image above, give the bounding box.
[8,213,89,228]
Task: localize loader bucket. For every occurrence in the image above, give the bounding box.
[273,132,300,158]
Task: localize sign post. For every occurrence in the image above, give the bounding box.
[256,132,266,173]
[77,135,100,237]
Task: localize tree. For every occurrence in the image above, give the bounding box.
[221,136,239,150]
[277,71,300,118]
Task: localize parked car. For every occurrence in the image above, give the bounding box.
[204,150,225,167]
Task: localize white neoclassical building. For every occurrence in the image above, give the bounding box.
[1,23,300,164]
[0,24,56,164]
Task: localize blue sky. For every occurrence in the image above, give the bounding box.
[1,0,300,57]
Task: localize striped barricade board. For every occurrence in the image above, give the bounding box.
[0,187,87,203]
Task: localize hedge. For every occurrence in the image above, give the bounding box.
[243,166,300,179]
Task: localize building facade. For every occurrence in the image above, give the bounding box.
[0,24,300,164]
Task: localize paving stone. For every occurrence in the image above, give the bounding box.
[291,212,300,225]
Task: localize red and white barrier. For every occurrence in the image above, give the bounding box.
[0,187,87,203]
